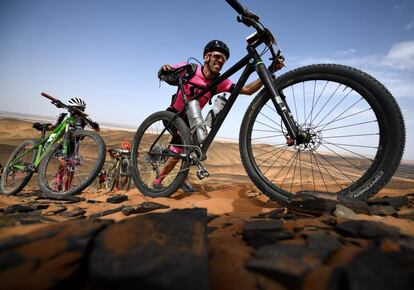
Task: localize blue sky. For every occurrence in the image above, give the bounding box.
[1,0,413,159]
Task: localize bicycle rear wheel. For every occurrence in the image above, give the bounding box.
[131,111,191,197]
[38,130,106,195]
[120,158,131,190]
[0,139,37,195]
[240,64,405,202]
[105,164,117,192]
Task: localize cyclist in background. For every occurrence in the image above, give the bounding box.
[155,40,285,193]
[107,139,131,191]
[97,168,107,190]
[49,98,100,191]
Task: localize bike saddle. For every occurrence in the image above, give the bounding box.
[33,122,51,131]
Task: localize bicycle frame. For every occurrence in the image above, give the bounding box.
[189,44,299,155]
[10,115,76,171]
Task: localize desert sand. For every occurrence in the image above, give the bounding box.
[0,117,413,289]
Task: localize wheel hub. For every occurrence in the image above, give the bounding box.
[293,125,322,151]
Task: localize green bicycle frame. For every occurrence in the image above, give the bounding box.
[11,114,77,171]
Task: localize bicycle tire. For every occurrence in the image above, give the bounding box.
[131,111,191,197]
[105,164,117,192]
[0,139,37,195]
[120,158,131,190]
[240,64,405,203]
[38,130,106,195]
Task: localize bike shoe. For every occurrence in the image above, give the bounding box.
[181,181,197,193]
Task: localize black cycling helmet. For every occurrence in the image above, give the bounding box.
[203,40,230,60]
[68,97,86,111]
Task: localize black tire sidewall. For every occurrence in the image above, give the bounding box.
[38,130,106,195]
[131,111,191,197]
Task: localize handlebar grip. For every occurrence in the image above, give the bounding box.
[225,0,245,15]
[41,92,57,101]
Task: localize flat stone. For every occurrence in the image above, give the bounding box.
[35,192,86,203]
[4,204,35,214]
[289,193,338,216]
[328,246,414,290]
[335,220,400,239]
[0,219,112,289]
[334,204,357,218]
[89,208,209,290]
[90,206,126,218]
[368,205,397,216]
[106,194,128,204]
[397,209,414,221]
[367,196,409,208]
[44,204,67,216]
[242,219,293,248]
[122,202,169,216]
[246,243,321,289]
[59,207,86,218]
[306,232,342,262]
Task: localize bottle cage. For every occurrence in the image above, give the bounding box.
[158,63,197,86]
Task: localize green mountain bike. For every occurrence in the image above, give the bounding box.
[0,92,106,195]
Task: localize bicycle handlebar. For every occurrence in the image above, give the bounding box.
[225,0,245,16]
[41,92,100,130]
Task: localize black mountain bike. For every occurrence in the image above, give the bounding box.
[131,0,405,203]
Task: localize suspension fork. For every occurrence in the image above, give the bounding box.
[248,46,300,140]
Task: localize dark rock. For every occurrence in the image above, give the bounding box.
[27,202,50,210]
[207,226,218,234]
[4,204,35,214]
[246,243,321,289]
[397,209,414,221]
[0,212,56,225]
[368,205,397,216]
[59,207,86,218]
[243,220,293,248]
[45,204,67,215]
[207,213,219,223]
[35,192,86,203]
[367,196,409,208]
[0,219,111,290]
[307,233,342,262]
[289,193,338,216]
[328,246,414,290]
[335,220,400,239]
[337,196,370,214]
[89,208,209,290]
[106,194,128,204]
[87,199,103,204]
[122,201,169,216]
[90,206,126,218]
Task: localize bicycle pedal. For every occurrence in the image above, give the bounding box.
[196,168,210,180]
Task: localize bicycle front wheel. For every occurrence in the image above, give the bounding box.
[131,111,191,197]
[38,130,106,195]
[0,139,37,195]
[240,64,405,202]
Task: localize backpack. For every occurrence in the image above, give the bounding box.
[158,63,197,86]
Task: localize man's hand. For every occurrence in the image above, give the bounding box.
[268,55,285,73]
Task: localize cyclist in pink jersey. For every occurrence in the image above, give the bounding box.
[155,40,285,192]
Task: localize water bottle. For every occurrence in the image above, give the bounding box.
[205,94,227,128]
[187,99,208,145]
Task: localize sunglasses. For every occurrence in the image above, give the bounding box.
[209,52,227,62]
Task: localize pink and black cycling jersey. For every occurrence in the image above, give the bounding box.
[169,62,234,113]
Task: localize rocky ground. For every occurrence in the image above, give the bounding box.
[0,118,414,290]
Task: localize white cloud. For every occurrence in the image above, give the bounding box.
[406,21,414,30]
[384,40,414,70]
[335,48,356,57]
